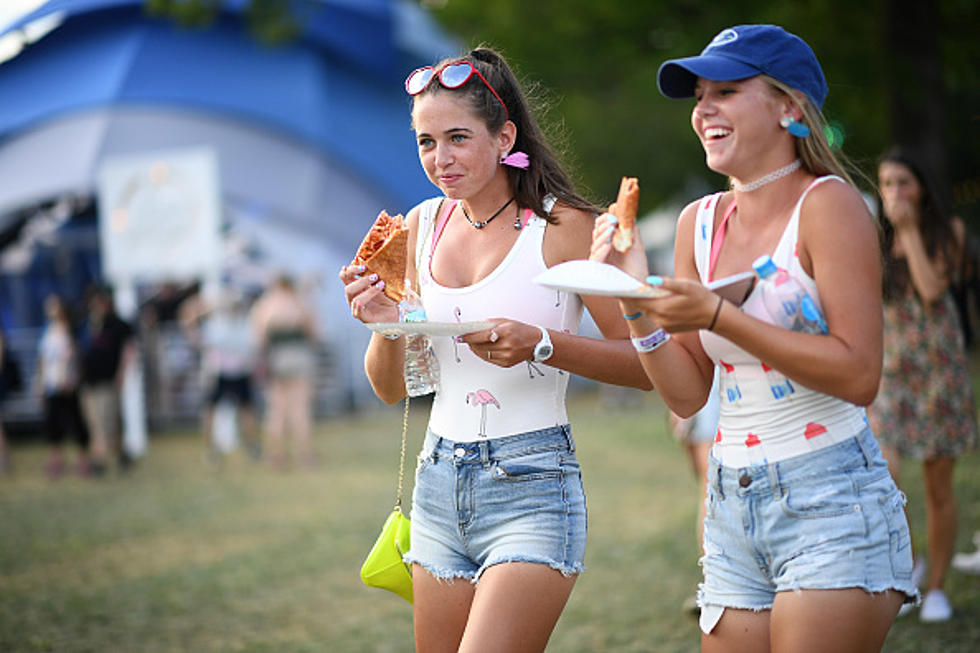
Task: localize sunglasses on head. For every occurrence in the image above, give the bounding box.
[404,61,509,120]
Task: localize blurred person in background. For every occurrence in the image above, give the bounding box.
[867,145,978,622]
[36,294,90,479]
[593,24,917,651]
[182,286,261,467]
[251,274,317,470]
[79,286,136,476]
[0,327,23,473]
[341,47,650,652]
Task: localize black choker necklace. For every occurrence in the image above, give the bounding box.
[461,197,515,229]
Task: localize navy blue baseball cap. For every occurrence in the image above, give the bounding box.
[657,25,828,109]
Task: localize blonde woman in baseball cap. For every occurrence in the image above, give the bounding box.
[593,25,918,651]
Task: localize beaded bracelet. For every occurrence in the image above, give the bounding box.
[631,328,671,353]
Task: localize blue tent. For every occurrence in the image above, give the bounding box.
[0,0,459,415]
[0,0,457,238]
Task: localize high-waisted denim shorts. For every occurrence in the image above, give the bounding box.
[698,426,919,633]
[403,424,587,582]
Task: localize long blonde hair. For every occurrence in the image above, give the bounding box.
[761,76,863,188]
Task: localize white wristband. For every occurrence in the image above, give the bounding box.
[631,328,670,353]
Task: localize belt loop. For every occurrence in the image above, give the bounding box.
[712,462,724,499]
[856,428,875,470]
[768,462,781,501]
[479,440,490,469]
[562,424,575,452]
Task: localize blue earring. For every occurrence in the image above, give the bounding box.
[780,116,810,139]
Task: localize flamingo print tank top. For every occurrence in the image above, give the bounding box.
[695,177,869,467]
[416,198,583,442]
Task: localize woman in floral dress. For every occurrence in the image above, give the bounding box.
[868,145,978,622]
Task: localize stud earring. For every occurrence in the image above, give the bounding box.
[779,116,810,139]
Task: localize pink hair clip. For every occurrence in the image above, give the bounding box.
[500,151,530,169]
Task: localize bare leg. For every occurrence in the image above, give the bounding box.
[239,405,262,460]
[770,588,902,653]
[413,565,475,653]
[201,405,219,468]
[263,380,286,469]
[922,457,957,592]
[287,377,314,468]
[457,562,576,653]
[702,608,771,653]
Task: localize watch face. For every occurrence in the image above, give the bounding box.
[536,344,553,361]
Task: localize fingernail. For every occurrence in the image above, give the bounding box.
[356,265,366,272]
[369,273,378,282]
[376,280,385,289]
[646,275,663,286]
[607,215,619,225]
[604,226,615,238]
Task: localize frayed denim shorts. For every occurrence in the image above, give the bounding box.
[403,424,587,582]
[698,425,919,633]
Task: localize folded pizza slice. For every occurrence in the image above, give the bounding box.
[352,210,409,302]
[610,176,639,253]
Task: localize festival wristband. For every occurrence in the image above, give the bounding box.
[623,311,643,321]
[631,328,670,353]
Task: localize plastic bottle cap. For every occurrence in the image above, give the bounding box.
[752,255,778,279]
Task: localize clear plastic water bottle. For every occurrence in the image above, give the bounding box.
[400,281,439,396]
[752,255,828,334]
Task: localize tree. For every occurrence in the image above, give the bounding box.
[427,0,978,222]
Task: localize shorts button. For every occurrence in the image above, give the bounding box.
[738,474,752,487]
[454,447,466,458]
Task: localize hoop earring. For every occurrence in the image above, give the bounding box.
[780,116,810,139]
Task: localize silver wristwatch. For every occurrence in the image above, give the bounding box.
[532,325,554,363]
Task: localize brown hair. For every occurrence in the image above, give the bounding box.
[411,47,599,222]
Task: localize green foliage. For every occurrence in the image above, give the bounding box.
[144,0,301,46]
[426,0,978,221]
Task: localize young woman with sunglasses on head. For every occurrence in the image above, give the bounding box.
[592,25,918,651]
[340,48,650,652]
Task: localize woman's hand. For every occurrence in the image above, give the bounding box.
[640,276,720,333]
[460,319,536,367]
[338,264,399,324]
[882,196,918,231]
[589,213,650,281]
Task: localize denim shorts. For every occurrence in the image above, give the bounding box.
[698,425,918,632]
[403,424,587,582]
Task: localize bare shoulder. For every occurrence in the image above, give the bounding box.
[544,202,598,263]
[676,196,707,234]
[800,177,873,230]
[798,177,878,271]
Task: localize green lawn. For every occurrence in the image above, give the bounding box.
[1,388,978,652]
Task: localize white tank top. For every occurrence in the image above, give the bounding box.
[695,177,868,467]
[416,197,583,442]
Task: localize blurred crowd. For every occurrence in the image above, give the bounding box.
[0,273,322,478]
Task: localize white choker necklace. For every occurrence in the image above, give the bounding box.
[733,159,801,192]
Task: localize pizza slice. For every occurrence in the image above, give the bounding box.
[352,210,409,302]
[610,176,639,253]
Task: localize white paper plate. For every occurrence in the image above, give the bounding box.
[533,260,670,298]
[366,320,496,337]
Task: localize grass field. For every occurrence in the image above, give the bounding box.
[1,387,978,652]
